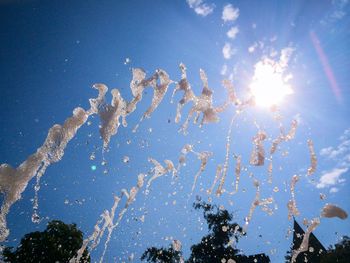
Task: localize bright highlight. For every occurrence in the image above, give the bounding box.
[250,59,293,107]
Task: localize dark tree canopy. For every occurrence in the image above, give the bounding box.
[284,218,350,263]
[141,246,183,263]
[284,219,326,263]
[285,235,350,263]
[3,220,90,263]
[187,201,244,263]
[321,236,350,263]
[141,200,269,263]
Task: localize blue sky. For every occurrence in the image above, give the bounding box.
[0,0,349,262]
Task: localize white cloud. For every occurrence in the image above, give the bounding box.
[222,43,235,59]
[248,41,269,54]
[330,187,339,193]
[339,128,350,140]
[270,35,277,42]
[316,167,348,188]
[194,4,214,16]
[248,42,258,53]
[320,147,333,156]
[187,0,201,6]
[316,128,350,191]
[256,46,294,72]
[270,48,278,57]
[320,0,349,25]
[186,0,214,16]
[279,47,295,69]
[226,26,239,39]
[220,64,228,75]
[320,128,350,162]
[222,4,239,22]
[331,10,346,19]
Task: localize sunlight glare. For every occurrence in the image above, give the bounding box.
[249,59,293,107]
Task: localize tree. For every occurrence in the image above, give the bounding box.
[321,236,350,263]
[285,234,350,263]
[187,201,244,263]
[3,220,90,263]
[284,219,326,263]
[141,246,183,263]
[141,200,271,263]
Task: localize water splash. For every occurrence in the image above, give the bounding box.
[287,175,300,220]
[307,139,317,176]
[215,79,241,113]
[70,174,144,263]
[321,203,348,219]
[207,164,222,195]
[291,217,320,263]
[172,239,182,251]
[0,104,96,241]
[179,67,219,134]
[98,86,128,150]
[233,155,241,194]
[270,119,298,154]
[1,64,228,241]
[0,64,226,241]
[250,131,267,166]
[1,62,346,262]
[175,144,212,196]
[190,150,213,195]
[291,203,348,262]
[172,63,196,124]
[216,113,239,196]
[145,158,176,195]
[133,69,173,132]
[285,119,298,141]
[176,144,193,176]
[243,179,274,233]
[267,159,273,183]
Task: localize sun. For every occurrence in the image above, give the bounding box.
[249,59,293,107]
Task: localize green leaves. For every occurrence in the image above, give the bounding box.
[3,220,90,263]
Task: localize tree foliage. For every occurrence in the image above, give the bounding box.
[284,249,292,263]
[141,246,183,263]
[320,236,350,263]
[3,220,90,263]
[141,200,269,263]
[187,201,244,263]
[285,235,350,263]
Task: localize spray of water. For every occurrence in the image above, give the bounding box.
[0,62,347,262]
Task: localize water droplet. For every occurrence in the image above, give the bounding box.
[124,57,131,65]
[319,193,326,200]
[31,213,40,223]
